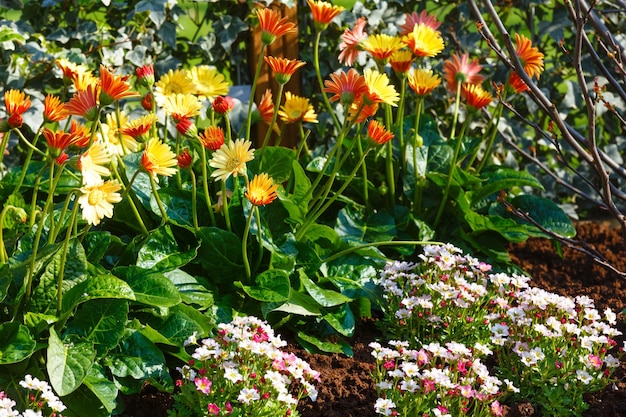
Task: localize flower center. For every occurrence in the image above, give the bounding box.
[88,189,105,205]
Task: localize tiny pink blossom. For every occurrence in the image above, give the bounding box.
[207,403,220,415]
[194,376,212,394]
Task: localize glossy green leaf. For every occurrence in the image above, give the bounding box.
[73,364,118,414]
[270,291,322,316]
[137,225,196,271]
[0,322,36,364]
[83,232,112,264]
[47,328,96,396]
[149,188,195,228]
[64,299,128,356]
[335,207,396,244]
[196,227,245,281]
[498,194,576,238]
[164,269,213,308]
[323,303,355,337]
[296,331,352,356]
[300,271,352,307]
[62,274,135,313]
[241,269,290,302]
[118,266,182,308]
[470,167,545,207]
[154,308,209,346]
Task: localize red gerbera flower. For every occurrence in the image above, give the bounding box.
[323,68,368,106]
[99,65,140,105]
[65,84,101,121]
[198,126,225,151]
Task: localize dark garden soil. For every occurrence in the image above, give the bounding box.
[120,221,626,417]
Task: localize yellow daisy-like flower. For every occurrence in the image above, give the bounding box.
[408,68,441,96]
[141,138,178,179]
[160,93,203,121]
[462,84,493,110]
[362,34,404,63]
[402,23,445,58]
[78,179,122,226]
[389,49,414,75]
[363,68,399,107]
[120,113,158,140]
[246,173,279,206]
[99,112,139,156]
[278,92,319,124]
[73,70,100,93]
[79,141,111,186]
[209,138,255,183]
[190,66,230,101]
[154,69,195,105]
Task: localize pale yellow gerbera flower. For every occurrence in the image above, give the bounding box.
[78,180,122,226]
[79,141,111,186]
[141,138,178,179]
[99,112,139,156]
[154,69,195,105]
[190,66,230,101]
[160,93,203,121]
[408,68,441,96]
[278,92,319,124]
[246,173,279,206]
[209,139,255,183]
[363,68,399,106]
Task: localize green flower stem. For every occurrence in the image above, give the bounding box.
[241,203,255,281]
[113,161,149,235]
[223,112,233,145]
[434,110,474,228]
[296,143,372,241]
[0,205,19,263]
[27,164,47,228]
[475,100,504,173]
[384,104,396,207]
[245,43,267,143]
[50,187,75,244]
[149,175,169,224]
[190,168,199,231]
[356,135,370,211]
[175,132,183,189]
[314,31,340,132]
[252,206,264,275]
[323,240,443,264]
[221,181,232,232]
[258,83,285,170]
[294,124,311,161]
[200,147,216,226]
[412,96,424,215]
[396,76,408,173]
[56,192,80,316]
[11,128,45,195]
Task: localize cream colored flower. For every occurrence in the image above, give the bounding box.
[79,141,111,186]
[209,139,255,183]
[78,180,122,226]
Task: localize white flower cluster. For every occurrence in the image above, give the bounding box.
[0,375,66,417]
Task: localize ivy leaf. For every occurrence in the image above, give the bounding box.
[135,0,168,28]
[213,15,248,51]
[47,328,96,396]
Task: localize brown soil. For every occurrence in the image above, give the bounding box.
[120,222,626,417]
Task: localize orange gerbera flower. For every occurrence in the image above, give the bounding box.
[257,7,297,45]
[4,90,31,129]
[198,126,225,151]
[402,23,445,58]
[338,17,367,66]
[68,120,92,148]
[323,68,368,106]
[279,92,318,124]
[348,97,378,124]
[399,10,441,36]
[246,173,279,206]
[254,89,274,124]
[390,50,414,75]
[408,68,441,96]
[363,34,404,64]
[509,33,545,93]
[43,95,67,123]
[43,127,72,153]
[367,119,394,145]
[462,84,493,110]
[55,59,90,85]
[121,114,158,139]
[65,84,101,121]
[141,138,178,179]
[99,65,140,105]
[307,0,344,28]
[264,56,306,85]
[443,52,485,92]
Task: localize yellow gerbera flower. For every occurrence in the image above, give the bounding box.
[190,66,230,101]
[246,173,279,206]
[120,114,158,140]
[154,69,195,105]
[78,180,122,226]
[362,34,404,63]
[209,138,255,183]
[141,138,178,179]
[79,141,111,186]
[278,92,318,124]
[99,112,139,156]
[402,23,445,58]
[160,93,203,121]
[363,68,399,107]
[408,68,441,96]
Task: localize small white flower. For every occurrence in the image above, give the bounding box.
[223,366,243,383]
[374,398,396,416]
[237,388,260,404]
[576,369,593,385]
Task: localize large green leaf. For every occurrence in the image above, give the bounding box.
[47,328,96,396]
[196,227,245,280]
[137,225,196,271]
[149,188,195,228]
[64,299,129,356]
[300,271,352,307]
[335,206,396,244]
[164,269,213,308]
[83,232,112,264]
[495,194,576,238]
[296,331,352,356]
[117,266,182,308]
[241,269,291,302]
[154,308,210,346]
[63,364,118,416]
[62,274,135,313]
[323,303,355,337]
[470,167,545,208]
[0,322,36,364]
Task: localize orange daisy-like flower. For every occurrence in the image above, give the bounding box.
[121,114,158,139]
[257,7,297,45]
[402,23,445,58]
[246,173,279,206]
[367,119,394,145]
[348,97,378,124]
[198,126,225,151]
[323,68,368,106]
[443,52,485,92]
[99,65,140,105]
[338,17,367,66]
[264,56,306,85]
[254,89,274,124]
[43,95,67,123]
[307,0,344,28]
[141,138,178,179]
[278,92,318,124]
[408,68,442,96]
[390,49,414,75]
[462,84,493,110]
[68,120,92,148]
[399,10,441,36]
[65,84,101,121]
[362,34,404,64]
[55,59,92,86]
[509,33,545,93]
[4,89,31,129]
[43,127,72,153]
